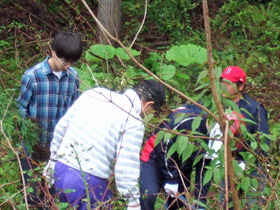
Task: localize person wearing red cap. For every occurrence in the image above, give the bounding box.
[217,66,270,209]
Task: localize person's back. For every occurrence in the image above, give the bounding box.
[140,104,210,210]
[44,79,166,210]
[53,87,144,180]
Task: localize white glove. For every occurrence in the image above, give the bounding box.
[164,183,179,197]
[239,162,245,170]
[206,122,223,159]
[43,160,56,188]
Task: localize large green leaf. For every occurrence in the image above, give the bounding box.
[166,44,207,66]
[182,144,193,163]
[156,64,176,80]
[115,47,140,60]
[86,44,115,61]
[177,135,188,156]
[203,168,213,186]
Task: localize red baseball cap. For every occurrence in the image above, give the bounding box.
[221,66,246,83]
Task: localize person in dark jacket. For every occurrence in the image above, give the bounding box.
[216,66,270,209]
[140,104,211,210]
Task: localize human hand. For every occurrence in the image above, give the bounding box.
[43,161,55,188]
[164,183,179,197]
[225,111,245,136]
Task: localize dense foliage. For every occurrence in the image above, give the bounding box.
[0,0,279,209]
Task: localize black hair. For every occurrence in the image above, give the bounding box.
[236,81,246,92]
[133,84,155,107]
[133,80,166,116]
[51,31,82,62]
[219,77,246,92]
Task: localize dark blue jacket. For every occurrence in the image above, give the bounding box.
[235,94,270,159]
[141,104,208,182]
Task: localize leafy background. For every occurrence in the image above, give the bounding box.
[0,0,279,209]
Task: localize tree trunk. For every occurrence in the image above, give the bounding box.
[97,0,122,46]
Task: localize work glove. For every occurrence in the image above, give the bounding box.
[206,122,223,159]
[225,111,245,150]
[238,162,245,170]
[164,183,179,197]
[43,160,55,188]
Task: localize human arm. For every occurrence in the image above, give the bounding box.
[43,100,77,186]
[115,117,144,207]
[16,74,33,117]
[70,75,80,105]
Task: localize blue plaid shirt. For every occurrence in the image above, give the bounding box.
[16,57,79,146]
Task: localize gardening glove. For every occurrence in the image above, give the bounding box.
[238,162,245,170]
[206,122,223,159]
[43,160,55,188]
[164,183,179,198]
[225,111,245,150]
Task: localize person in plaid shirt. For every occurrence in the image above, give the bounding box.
[16,31,83,208]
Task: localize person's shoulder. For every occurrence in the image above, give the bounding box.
[23,60,45,78]
[241,94,268,114]
[68,67,78,75]
[242,94,262,107]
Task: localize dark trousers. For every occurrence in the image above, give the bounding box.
[220,164,266,209]
[20,144,54,209]
[140,152,211,210]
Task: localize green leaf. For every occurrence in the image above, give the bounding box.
[174,113,186,126]
[182,144,194,163]
[163,131,173,144]
[260,142,270,152]
[154,129,167,147]
[115,47,140,60]
[214,168,221,182]
[156,64,176,80]
[175,72,190,80]
[251,141,258,150]
[167,142,177,157]
[197,69,208,83]
[203,168,213,186]
[193,154,204,167]
[251,178,259,190]
[86,44,115,61]
[177,135,188,156]
[191,116,202,132]
[166,44,207,66]
[241,177,250,191]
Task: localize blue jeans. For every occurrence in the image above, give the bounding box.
[54,161,112,210]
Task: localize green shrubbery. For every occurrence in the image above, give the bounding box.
[0,0,279,209]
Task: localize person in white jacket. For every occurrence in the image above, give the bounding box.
[43,79,166,210]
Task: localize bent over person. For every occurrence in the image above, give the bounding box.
[16,31,82,208]
[140,104,211,210]
[44,80,166,210]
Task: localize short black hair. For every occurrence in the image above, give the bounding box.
[51,31,82,62]
[133,79,166,116]
[219,77,246,92]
